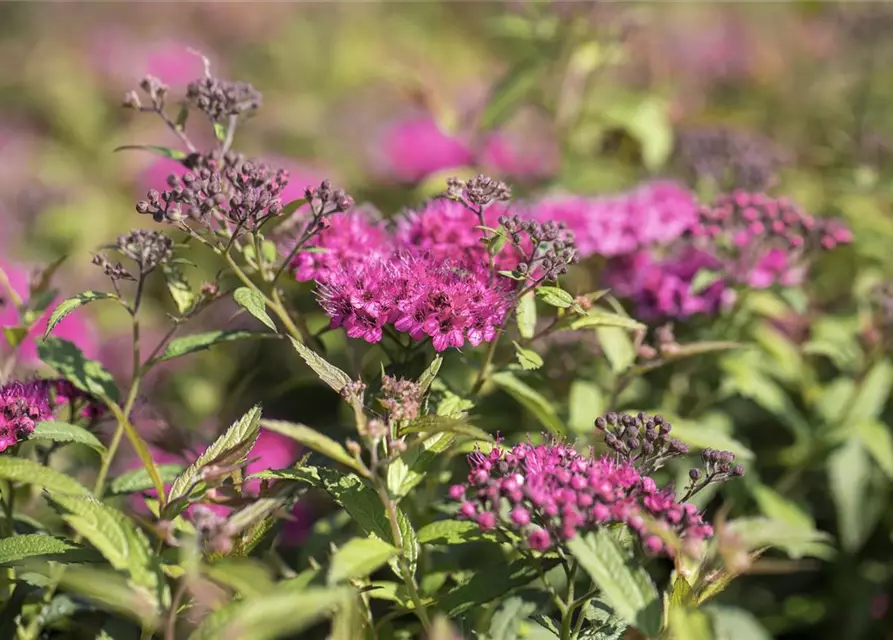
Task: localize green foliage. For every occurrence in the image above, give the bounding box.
[43,291,121,338]
[233,286,277,332]
[38,337,119,403]
[28,421,106,455]
[154,329,274,362]
[261,419,370,477]
[0,457,90,495]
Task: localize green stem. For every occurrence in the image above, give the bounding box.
[471,329,503,395]
[559,561,579,640]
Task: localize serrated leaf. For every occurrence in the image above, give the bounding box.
[516,291,537,339]
[596,326,635,373]
[570,312,644,331]
[513,341,544,371]
[0,457,90,495]
[162,263,195,315]
[567,531,661,637]
[108,464,185,494]
[28,421,106,455]
[260,419,368,477]
[535,286,574,309]
[155,329,273,362]
[855,420,893,478]
[327,537,399,584]
[44,292,119,339]
[490,597,537,640]
[113,144,187,160]
[233,287,277,332]
[417,519,498,545]
[190,586,351,640]
[417,355,443,394]
[0,534,96,565]
[166,405,262,515]
[47,493,168,605]
[492,372,566,435]
[289,335,353,393]
[38,337,119,403]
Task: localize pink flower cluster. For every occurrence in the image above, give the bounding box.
[0,380,52,452]
[319,250,513,351]
[450,439,713,555]
[524,180,699,258]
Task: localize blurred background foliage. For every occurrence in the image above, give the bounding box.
[3,2,893,638]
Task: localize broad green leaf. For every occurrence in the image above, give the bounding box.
[516,291,537,340]
[856,420,893,478]
[417,519,498,545]
[0,457,89,495]
[690,269,723,295]
[568,380,604,434]
[233,287,277,332]
[331,592,366,640]
[113,144,187,160]
[3,327,28,348]
[597,326,635,373]
[47,493,167,605]
[492,372,566,435]
[513,341,544,370]
[29,421,106,455]
[289,336,352,394]
[108,464,185,494]
[603,95,672,171]
[667,607,712,640]
[751,484,814,530]
[203,558,276,597]
[417,355,443,394]
[669,575,695,607]
[567,531,661,637]
[708,605,772,640]
[570,312,645,331]
[725,517,834,559]
[44,292,120,338]
[400,415,488,440]
[261,419,368,477]
[162,263,196,315]
[190,586,350,640]
[535,286,574,309]
[38,337,119,403]
[440,558,558,615]
[432,381,475,418]
[280,198,308,218]
[327,537,399,584]
[387,432,455,499]
[849,360,893,423]
[155,329,273,362]
[166,405,262,514]
[581,598,629,640]
[829,438,876,553]
[0,534,97,565]
[489,597,537,640]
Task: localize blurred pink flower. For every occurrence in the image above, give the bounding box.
[89,34,211,88]
[378,115,473,183]
[0,257,98,366]
[479,131,557,181]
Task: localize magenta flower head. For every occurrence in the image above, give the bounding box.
[451,412,743,556]
[378,114,473,183]
[0,380,53,452]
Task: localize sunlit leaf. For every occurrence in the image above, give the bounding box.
[113,144,188,160]
[233,287,277,332]
[44,292,120,339]
[0,457,90,496]
[29,421,106,455]
[327,537,399,584]
[154,330,274,362]
[513,341,544,370]
[516,290,537,340]
[261,419,368,477]
[108,464,184,495]
[289,336,352,394]
[535,286,574,309]
[38,337,119,403]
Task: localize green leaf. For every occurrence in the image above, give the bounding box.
[203,558,276,597]
[44,292,120,339]
[596,326,635,373]
[47,493,168,605]
[261,419,369,477]
[113,144,187,160]
[212,122,227,142]
[417,355,443,394]
[849,360,893,423]
[0,534,97,565]
[856,420,893,479]
[166,405,262,515]
[398,415,488,440]
[387,432,455,499]
[492,372,566,435]
[281,198,308,218]
[569,380,605,434]
[38,337,119,403]
[289,336,353,394]
[162,263,195,315]
[667,607,712,640]
[829,437,876,553]
[332,592,366,640]
[751,484,815,530]
[417,519,498,545]
[513,341,544,370]
[567,531,661,637]
[440,558,558,615]
[3,327,28,348]
[516,291,537,340]
[603,95,672,171]
[189,586,351,640]
[233,287,277,332]
[708,605,772,640]
[108,464,184,495]
[535,286,574,309]
[690,269,723,295]
[570,312,645,331]
[28,421,106,455]
[0,457,90,495]
[489,597,537,640]
[725,517,834,560]
[480,58,548,130]
[327,537,399,584]
[155,329,273,362]
[669,419,755,461]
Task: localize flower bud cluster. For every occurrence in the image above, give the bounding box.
[379,375,423,423]
[122,75,169,111]
[446,174,512,210]
[114,229,174,275]
[0,380,52,453]
[500,215,579,281]
[186,75,262,122]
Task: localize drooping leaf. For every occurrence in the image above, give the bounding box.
[29,421,106,455]
[327,537,399,585]
[0,534,98,565]
[44,292,120,339]
[108,464,185,495]
[162,263,196,315]
[155,329,273,362]
[567,531,662,637]
[570,312,645,331]
[166,405,262,515]
[417,355,443,394]
[331,592,366,640]
[261,419,368,477]
[535,286,574,309]
[516,291,537,340]
[513,341,544,371]
[233,287,277,332]
[0,457,90,495]
[38,337,119,403]
[289,336,352,394]
[113,144,187,160]
[492,372,566,435]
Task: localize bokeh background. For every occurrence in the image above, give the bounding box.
[3,2,893,638]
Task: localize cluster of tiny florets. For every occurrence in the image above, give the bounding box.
[446,174,512,210]
[500,214,579,281]
[379,376,423,423]
[186,76,262,122]
[113,229,174,275]
[0,381,52,452]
